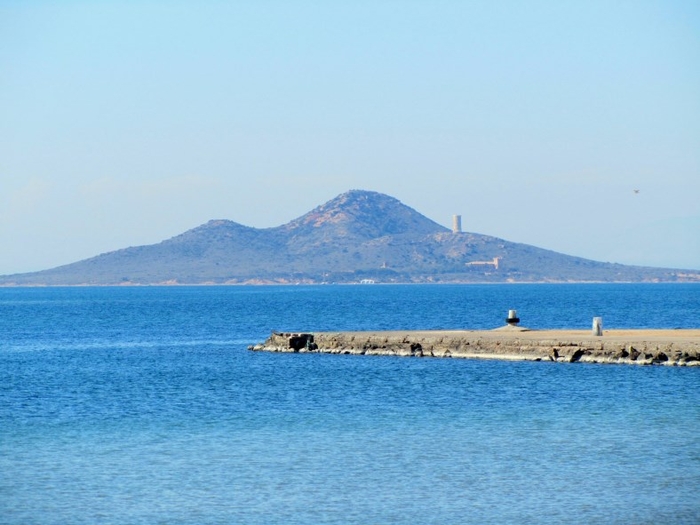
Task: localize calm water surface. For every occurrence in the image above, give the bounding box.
[1,284,699,524]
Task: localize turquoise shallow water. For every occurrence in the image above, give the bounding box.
[1,284,699,524]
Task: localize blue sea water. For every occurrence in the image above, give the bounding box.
[1,284,699,524]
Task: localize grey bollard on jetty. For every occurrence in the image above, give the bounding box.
[592,317,603,336]
[506,310,520,325]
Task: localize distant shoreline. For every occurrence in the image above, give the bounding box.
[2,280,700,288]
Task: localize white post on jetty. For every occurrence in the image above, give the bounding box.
[592,317,603,336]
[506,310,520,325]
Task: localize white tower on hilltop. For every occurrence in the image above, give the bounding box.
[452,214,462,234]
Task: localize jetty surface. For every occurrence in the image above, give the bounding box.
[250,328,700,366]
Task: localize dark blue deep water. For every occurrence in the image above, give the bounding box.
[1,284,699,524]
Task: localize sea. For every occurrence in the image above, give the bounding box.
[1,283,699,525]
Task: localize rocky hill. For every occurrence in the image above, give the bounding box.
[2,190,699,285]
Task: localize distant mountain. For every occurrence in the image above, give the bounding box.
[2,189,699,285]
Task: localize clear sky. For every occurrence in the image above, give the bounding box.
[2,0,699,275]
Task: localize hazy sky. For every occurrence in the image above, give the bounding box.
[2,0,699,275]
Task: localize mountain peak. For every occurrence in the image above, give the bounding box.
[3,189,696,285]
[282,189,447,239]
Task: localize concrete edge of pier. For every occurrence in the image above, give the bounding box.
[249,328,700,366]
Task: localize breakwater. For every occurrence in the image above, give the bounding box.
[250,328,700,366]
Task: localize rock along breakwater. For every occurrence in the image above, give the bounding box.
[250,328,700,366]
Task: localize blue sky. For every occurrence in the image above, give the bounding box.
[1,0,699,274]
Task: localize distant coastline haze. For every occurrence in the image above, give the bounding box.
[2,190,698,285]
[1,1,699,274]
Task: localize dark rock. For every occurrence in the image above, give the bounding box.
[288,333,314,351]
[653,352,669,363]
[410,342,423,357]
[570,349,585,363]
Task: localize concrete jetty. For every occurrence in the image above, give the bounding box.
[250,328,700,366]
